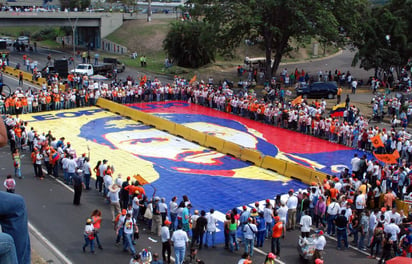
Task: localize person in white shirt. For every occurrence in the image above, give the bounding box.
[131,192,140,222]
[159,197,168,224]
[355,192,366,212]
[351,154,360,176]
[300,209,312,237]
[313,230,326,260]
[327,199,340,236]
[106,184,121,222]
[277,202,288,237]
[169,196,178,231]
[82,218,95,253]
[171,224,189,264]
[205,209,217,248]
[243,217,258,257]
[161,220,172,264]
[384,218,400,247]
[123,213,137,255]
[286,189,298,230]
[66,155,77,184]
[386,208,401,225]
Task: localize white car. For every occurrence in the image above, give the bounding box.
[17,36,30,46]
[0,36,13,47]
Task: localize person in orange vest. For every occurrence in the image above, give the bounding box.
[45,93,52,111]
[271,216,283,258]
[4,97,10,114]
[52,92,58,110]
[21,96,27,114]
[9,96,15,115]
[14,125,22,149]
[330,121,336,142]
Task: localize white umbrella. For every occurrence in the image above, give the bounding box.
[90,74,108,81]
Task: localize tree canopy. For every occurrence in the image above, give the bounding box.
[163,21,216,68]
[352,0,412,77]
[188,0,368,79]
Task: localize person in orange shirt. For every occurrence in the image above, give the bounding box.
[8,96,16,115]
[383,188,396,209]
[90,209,103,250]
[45,94,51,111]
[53,93,60,110]
[271,216,283,257]
[14,125,22,148]
[21,96,27,114]
[329,181,339,200]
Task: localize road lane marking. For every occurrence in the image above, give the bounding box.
[29,222,73,264]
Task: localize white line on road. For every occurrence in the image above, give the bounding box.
[324,233,381,261]
[42,168,74,193]
[29,222,73,264]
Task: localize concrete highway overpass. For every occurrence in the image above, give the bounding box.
[0,11,136,48]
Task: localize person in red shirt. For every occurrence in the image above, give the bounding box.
[271,216,283,258]
[90,209,103,250]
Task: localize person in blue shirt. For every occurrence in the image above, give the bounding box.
[256,212,266,247]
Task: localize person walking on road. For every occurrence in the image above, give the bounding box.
[107,184,121,222]
[205,208,217,248]
[271,216,283,258]
[243,217,257,257]
[171,224,189,264]
[72,169,85,205]
[91,209,103,250]
[12,148,22,179]
[335,209,349,250]
[312,230,326,261]
[123,213,137,256]
[161,220,172,264]
[3,174,16,193]
[82,218,96,254]
[93,160,103,192]
[286,189,298,230]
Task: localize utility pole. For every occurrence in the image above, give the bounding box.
[68,15,79,70]
[147,0,152,22]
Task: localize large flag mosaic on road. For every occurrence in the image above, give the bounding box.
[22,107,307,243]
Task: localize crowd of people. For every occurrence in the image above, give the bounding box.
[2,61,412,264]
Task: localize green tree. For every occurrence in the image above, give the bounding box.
[189,0,368,79]
[352,0,412,77]
[163,21,216,68]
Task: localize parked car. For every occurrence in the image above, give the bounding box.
[0,36,13,47]
[295,81,338,99]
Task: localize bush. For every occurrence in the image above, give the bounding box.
[163,21,216,68]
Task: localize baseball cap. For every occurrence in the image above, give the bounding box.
[316,230,324,235]
[268,252,276,259]
[164,220,172,225]
[274,216,280,221]
[121,209,127,215]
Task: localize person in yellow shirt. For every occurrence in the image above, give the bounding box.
[337,87,343,104]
